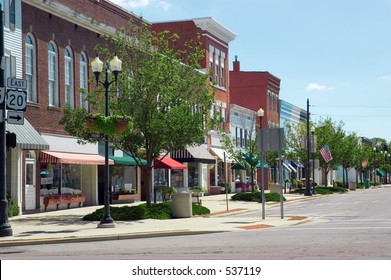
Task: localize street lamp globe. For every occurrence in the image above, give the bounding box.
[109,55,122,78]
[257,107,264,118]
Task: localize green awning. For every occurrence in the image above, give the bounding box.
[376,169,385,177]
[256,162,269,168]
[109,156,146,166]
[231,163,245,170]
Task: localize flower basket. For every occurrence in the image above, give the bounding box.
[86,117,98,132]
[43,194,85,211]
[114,117,129,133]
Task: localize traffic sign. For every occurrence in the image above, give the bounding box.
[6,89,27,111]
[7,111,24,125]
[7,77,28,90]
[0,87,5,105]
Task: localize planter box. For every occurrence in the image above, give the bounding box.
[112,193,139,203]
[43,195,85,212]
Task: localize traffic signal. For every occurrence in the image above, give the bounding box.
[6,132,16,149]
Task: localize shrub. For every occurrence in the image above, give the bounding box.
[231,191,284,203]
[83,202,210,221]
[7,193,19,217]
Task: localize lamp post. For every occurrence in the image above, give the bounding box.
[0,4,13,237]
[91,55,122,228]
[304,98,312,196]
[311,126,316,195]
[257,107,265,219]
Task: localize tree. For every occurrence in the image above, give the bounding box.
[60,22,214,205]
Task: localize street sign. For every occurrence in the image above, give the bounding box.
[7,77,28,90]
[6,89,27,111]
[0,87,5,105]
[7,111,24,125]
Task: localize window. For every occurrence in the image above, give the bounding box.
[215,49,220,85]
[64,47,74,108]
[79,52,88,110]
[221,103,226,132]
[221,52,226,88]
[48,42,59,107]
[9,0,16,31]
[25,34,37,103]
[209,46,214,82]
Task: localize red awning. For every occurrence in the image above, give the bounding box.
[40,151,114,165]
[154,157,187,169]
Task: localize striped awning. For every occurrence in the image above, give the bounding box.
[40,151,114,165]
[6,119,49,150]
[171,144,215,164]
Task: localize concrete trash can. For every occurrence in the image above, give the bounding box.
[364,179,370,189]
[171,192,192,218]
[348,181,357,191]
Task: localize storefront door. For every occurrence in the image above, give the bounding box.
[25,158,36,210]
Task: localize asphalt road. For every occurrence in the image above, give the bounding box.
[1,186,391,260]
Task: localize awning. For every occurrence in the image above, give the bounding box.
[155,157,187,169]
[291,161,304,168]
[210,147,232,163]
[231,162,245,170]
[40,151,114,165]
[376,169,385,177]
[283,163,293,173]
[287,163,297,173]
[6,119,49,150]
[171,144,215,164]
[256,162,269,168]
[109,156,146,166]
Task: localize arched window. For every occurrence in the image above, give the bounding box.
[25,34,37,103]
[79,52,88,110]
[64,47,74,108]
[48,41,59,107]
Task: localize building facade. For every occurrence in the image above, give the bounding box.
[152,17,236,194]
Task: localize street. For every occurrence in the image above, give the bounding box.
[1,186,391,259]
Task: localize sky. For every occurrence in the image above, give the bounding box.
[110,0,391,141]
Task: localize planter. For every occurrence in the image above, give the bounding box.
[114,118,129,133]
[112,193,138,203]
[86,117,97,131]
[43,195,85,211]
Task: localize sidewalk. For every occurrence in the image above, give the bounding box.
[0,192,314,247]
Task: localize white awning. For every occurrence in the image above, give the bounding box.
[210,147,232,163]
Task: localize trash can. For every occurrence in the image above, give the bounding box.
[171,192,192,218]
[364,179,370,189]
[349,181,357,191]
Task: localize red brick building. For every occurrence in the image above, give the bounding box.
[230,57,281,187]
[152,17,236,193]
[19,0,146,211]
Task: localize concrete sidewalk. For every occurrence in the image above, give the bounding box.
[0,193,314,247]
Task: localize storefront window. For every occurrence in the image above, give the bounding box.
[111,165,137,194]
[171,169,184,188]
[40,163,81,194]
[188,162,198,188]
[154,169,168,188]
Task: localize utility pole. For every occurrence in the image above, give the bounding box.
[304,98,312,196]
[0,3,13,237]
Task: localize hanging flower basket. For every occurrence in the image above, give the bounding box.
[114,117,129,133]
[86,116,98,132]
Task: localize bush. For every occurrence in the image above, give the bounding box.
[7,193,19,217]
[231,191,285,203]
[315,186,348,194]
[83,202,210,221]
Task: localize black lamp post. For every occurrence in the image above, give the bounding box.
[91,55,122,228]
[257,107,265,219]
[0,4,12,237]
[304,98,312,196]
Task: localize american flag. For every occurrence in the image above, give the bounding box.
[320,144,333,163]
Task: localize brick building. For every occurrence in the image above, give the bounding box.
[152,17,236,193]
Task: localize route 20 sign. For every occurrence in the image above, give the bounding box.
[6,89,27,111]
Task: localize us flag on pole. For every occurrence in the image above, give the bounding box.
[320,144,333,163]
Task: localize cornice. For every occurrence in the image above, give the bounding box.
[192,17,236,44]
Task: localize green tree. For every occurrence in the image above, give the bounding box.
[60,22,214,205]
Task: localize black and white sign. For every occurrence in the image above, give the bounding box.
[0,87,5,105]
[6,89,27,111]
[7,77,28,90]
[7,111,24,125]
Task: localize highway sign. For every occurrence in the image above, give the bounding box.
[7,111,24,125]
[0,87,4,105]
[6,89,27,111]
[7,77,28,90]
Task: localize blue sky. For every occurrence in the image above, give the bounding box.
[110,0,391,141]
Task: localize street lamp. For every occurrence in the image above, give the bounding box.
[91,55,122,228]
[257,107,265,219]
[311,126,316,195]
